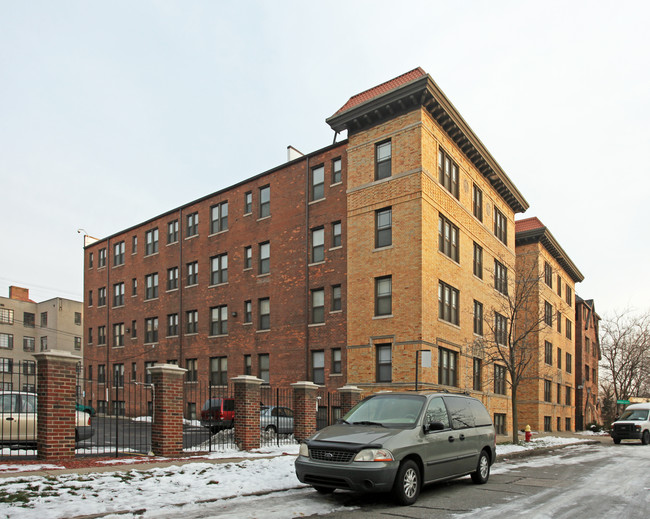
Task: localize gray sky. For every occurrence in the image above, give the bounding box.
[1,0,648,318]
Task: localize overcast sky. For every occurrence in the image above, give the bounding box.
[1,0,648,319]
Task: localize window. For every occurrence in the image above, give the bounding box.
[131,320,137,338]
[210,306,228,336]
[557,310,562,333]
[167,220,179,244]
[494,365,507,395]
[0,334,12,350]
[144,361,155,385]
[311,227,324,263]
[375,276,392,316]
[544,301,553,326]
[375,207,392,248]
[566,318,573,339]
[132,235,137,254]
[23,336,35,352]
[585,364,590,381]
[23,312,34,328]
[258,354,270,383]
[186,212,199,237]
[544,380,552,402]
[375,140,391,180]
[566,388,572,406]
[438,281,459,325]
[244,246,252,270]
[311,165,325,201]
[114,364,124,388]
[311,289,325,324]
[211,253,228,285]
[113,282,124,307]
[98,326,106,346]
[259,185,270,218]
[244,355,252,376]
[98,287,106,307]
[145,228,159,255]
[244,191,252,214]
[473,242,483,279]
[376,344,391,382]
[438,348,458,386]
[473,358,482,391]
[145,273,159,300]
[544,262,553,287]
[132,278,137,297]
[167,267,178,291]
[89,252,94,268]
[472,184,483,221]
[186,359,197,383]
[41,312,48,327]
[332,221,341,248]
[438,148,459,198]
[186,310,198,334]
[40,336,47,351]
[99,248,107,268]
[438,214,459,262]
[210,356,228,386]
[210,201,229,233]
[565,285,573,306]
[556,275,562,296]
[113,323,124,347]
[259,242,270,274]
[98,365,106,384]
[493,207,507,245]
[167,314,178,337]
[332,348,341,374]
[494,413,506,435]
[545,341,553,365]
[113,241,125,266]
[23,360,36,376]
[259,298,270,330]
[332,157,342,184]
[558,347,562,369]
[145,317,158,344]
[473,300,483,336]
[74,312,82,325]
[331,284,341,311]
[186,261,198,286]
[494,260,508,295]
[495,312,508,345]
[312,351,325,384]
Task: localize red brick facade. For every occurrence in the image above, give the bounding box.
[575,297,601,429]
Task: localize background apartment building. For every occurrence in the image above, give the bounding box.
[575,296,601,429]
[0,286,83,391]
[515,218,584,432]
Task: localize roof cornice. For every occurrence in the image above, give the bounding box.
[516,226,584,283]
[326,73,529,214]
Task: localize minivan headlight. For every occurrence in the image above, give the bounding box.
[299,443,309,457]
[353,448,394,462]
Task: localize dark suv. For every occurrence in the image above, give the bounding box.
[200,398,235,433]
[295,392,496,505]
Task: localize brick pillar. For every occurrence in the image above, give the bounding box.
[34,350,82,460]
[292,381,319,443]
[149,364,187,457]
[338,385,363,416]
[233,375,263,451]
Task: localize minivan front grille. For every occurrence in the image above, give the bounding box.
[310,449,355,463]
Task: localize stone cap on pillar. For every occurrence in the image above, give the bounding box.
[147,363,188,376]
[338,385,363,394]
[33,350,82,364]
[291,381,320,392]
[231,375,264,386]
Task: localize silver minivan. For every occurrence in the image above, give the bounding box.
[295,392,496,505]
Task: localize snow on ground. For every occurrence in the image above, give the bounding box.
[0,437,593,519]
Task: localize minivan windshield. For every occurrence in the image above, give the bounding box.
[619,409,649,421]
[343,394,425,427]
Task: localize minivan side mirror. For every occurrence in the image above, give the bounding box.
[426,421,446,433]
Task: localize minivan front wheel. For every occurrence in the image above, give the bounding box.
[471,450,490,484]
[642,430,650,445]
[392,459,420,505]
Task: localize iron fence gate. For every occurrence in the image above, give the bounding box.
[0,362,38,457]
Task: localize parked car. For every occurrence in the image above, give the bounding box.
[295,392,496,506]
[260,406,294,434]
[200,397,235,433]
[0,392,94,444]
[610,403,650,445]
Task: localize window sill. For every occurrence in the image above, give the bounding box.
[185,284,198,289]
[208,334,228,338]
[330,181,342,187]
[308,322,325,328]
[438,250,461,266]
[256,329,270,334]
[144,252,159,258]
[166,241,179,247]
[144,297,159,302]
[185,234,198,241]
[329,245,342,251]
[185,332,198,337]
[166,288,179,293]
[208,282,229,289]
[208,229,228,238]
[257,215,271,222]
[373,245,393,252]
[243,212,252,217]
[438,318,461,330]
[329,373,343,377]
[112,264,125,269]
[329,309,342,314]
[308,261,325,267]
[257,273,270,278]
[373,314,393,320]
[308,198,325,205]
[242,322,252,326]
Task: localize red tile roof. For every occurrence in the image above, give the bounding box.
[515,217,545,233]
[333,67,428,116]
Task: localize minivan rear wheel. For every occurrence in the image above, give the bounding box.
[471,450,490,484]
[392,459,420,505]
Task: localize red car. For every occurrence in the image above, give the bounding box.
[200,398,235,433]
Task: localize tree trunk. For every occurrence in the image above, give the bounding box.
[511,385,519,444]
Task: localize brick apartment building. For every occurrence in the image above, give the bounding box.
[515,218,584,432]
[0,286,83,391]
[575,296,601,429]
[83,67,548,434]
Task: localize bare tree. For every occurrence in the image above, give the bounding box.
[599,309,650,409]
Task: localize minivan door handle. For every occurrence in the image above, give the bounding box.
[5,417,14,421]
[459,434,465,441]
[448,436,455,443]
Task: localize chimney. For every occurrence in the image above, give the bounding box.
[9,286,31,302]
[287,145,304,162]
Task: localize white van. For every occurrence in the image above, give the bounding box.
[610,403,650,445]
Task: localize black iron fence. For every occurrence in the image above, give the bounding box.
[317,388,342,430]
[0,363,38,457]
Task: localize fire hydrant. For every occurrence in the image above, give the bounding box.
[525,424,532,442]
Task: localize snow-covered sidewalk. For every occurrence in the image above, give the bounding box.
[0,434,604,519]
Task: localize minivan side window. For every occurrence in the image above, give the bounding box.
[445,396,475,429]
[425,397,450,428]
[468,399,492,426]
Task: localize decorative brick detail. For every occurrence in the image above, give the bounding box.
[149,364,187,457]
[292,381,319,442]
[338,385,363,416]
[35,350,82,460]
[233,376,263,450]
